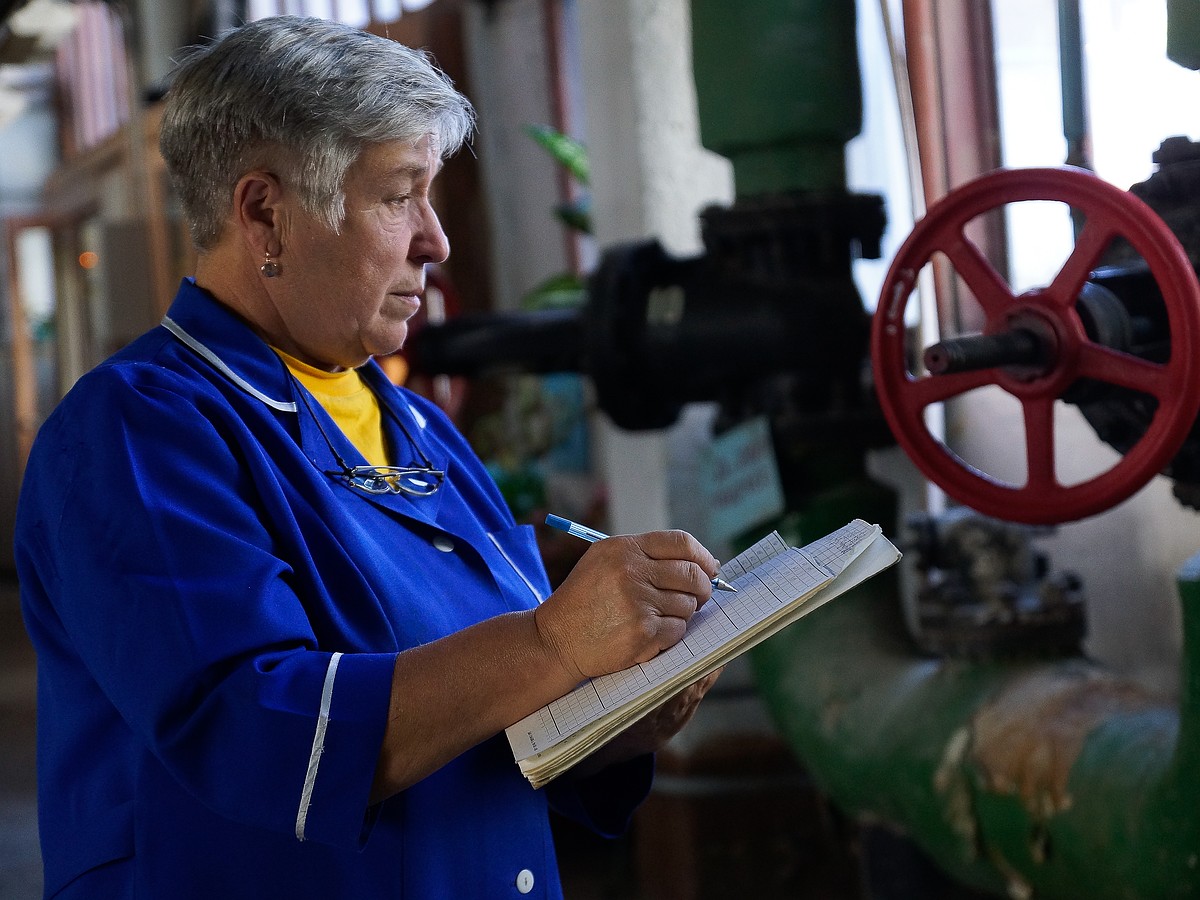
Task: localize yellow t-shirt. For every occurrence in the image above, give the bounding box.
[273,349,390,467]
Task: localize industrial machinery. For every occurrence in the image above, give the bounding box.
[408,2,1200,896]
[762,151,1200,900]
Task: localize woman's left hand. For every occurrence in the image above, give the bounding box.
[568,667,724,776]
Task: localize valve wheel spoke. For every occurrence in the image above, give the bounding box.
[905,368,997,409]
[1046,217,1117,309]
[1076,342,1169,398]
[941,232,1016,319]
[1022,396,1058,493]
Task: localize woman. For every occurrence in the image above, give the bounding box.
[16,16,721,898]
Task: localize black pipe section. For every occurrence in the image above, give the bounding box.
[922,329,1046,375]
[404,308,584,377]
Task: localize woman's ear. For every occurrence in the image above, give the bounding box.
[232,170,285,258]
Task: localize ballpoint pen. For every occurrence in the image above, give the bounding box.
[545,513,738,592]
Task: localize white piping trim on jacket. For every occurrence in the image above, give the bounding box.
[160,316,297,413]
[487,533,545,604]
[295,651,343,841]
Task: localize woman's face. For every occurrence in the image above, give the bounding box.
[270,135,450,371]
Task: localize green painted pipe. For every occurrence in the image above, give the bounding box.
[1168,0,1200,70]
[1058,0,1090,173]
[690,0,861,195]
[750,484,1200,897]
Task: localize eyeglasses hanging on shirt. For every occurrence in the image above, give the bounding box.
[294,378,444,497]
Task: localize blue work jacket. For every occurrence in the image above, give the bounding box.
[16,279,651,898]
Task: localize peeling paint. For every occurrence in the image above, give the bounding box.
[980,842,1037,900]
[933,726,979,858]
[969,666,1156,817]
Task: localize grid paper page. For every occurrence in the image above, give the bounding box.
[800,519,876,575]
[720,531,789,580]
[507,545,832,760]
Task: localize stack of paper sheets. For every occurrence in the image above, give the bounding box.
[505,519,901,788]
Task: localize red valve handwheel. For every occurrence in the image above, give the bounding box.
[871,166,1200,525]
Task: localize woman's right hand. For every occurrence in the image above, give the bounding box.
[532,530,721,682]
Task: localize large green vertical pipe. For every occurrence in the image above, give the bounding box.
[1058,0,1090,171]
[1058,0,1090,241]
[1167,0,1200,69]
[690,0,861,195]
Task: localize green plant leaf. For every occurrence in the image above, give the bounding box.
[553,196,592,235]
[524,123,590,185]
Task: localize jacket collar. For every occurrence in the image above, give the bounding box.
[158,278,449,521]
[160,277,297,411]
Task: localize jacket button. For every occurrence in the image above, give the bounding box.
[515,868,535,894]
[432,536,455,553]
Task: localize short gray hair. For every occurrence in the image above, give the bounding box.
[159,16,476,250]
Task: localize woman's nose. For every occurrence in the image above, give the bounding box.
[412,204,451,265]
